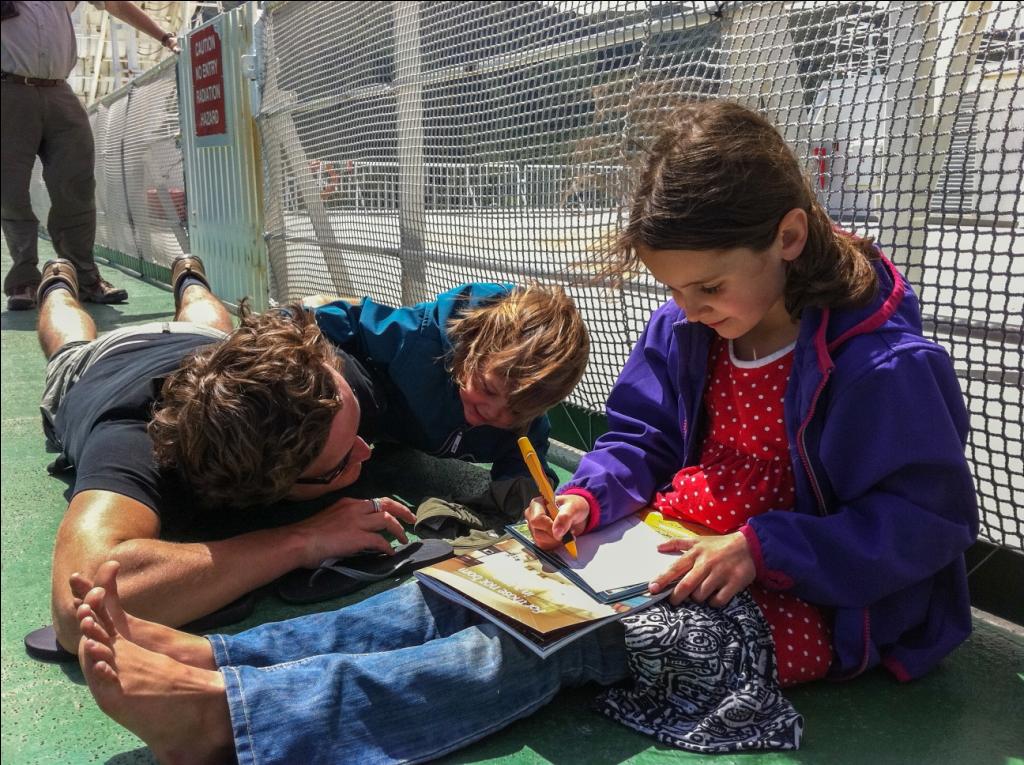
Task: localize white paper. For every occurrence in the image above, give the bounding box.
[554,515,683,593]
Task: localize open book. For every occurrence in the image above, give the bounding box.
[414,510,711,658]
[507,510,711,602]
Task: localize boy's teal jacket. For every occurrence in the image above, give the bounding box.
[315,283,553,482]
[560,254,978,681]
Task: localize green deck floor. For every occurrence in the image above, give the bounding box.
[2,238,1022,764]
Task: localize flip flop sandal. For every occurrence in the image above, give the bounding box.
[24,625,76,663]
[179,590,259,633]
[276,539,455,605]
[23,590,259,664]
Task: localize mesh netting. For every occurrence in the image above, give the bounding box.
[258,1,1022,550]
[90,60,189,268]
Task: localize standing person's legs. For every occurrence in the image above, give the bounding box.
[39,83,126,304]
[1,82,45,309]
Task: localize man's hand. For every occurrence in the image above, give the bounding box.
[648,531,756,607]
[289,496,416,568]
[161,33,181,54]
[524,494,589,551]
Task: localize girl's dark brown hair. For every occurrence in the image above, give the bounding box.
[611,100,878,316]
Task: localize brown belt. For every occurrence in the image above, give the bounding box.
[0,71,63,86]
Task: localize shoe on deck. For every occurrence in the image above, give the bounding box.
[277,539,454,604]
[80,276,127,304]
[23,591,259,663]
[170,255,210,309]
[36,259,80,305]
[6,284,37,311]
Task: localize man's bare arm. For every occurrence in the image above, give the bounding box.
[51,489,414,651]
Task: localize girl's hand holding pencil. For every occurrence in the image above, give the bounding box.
[525,494,590,552]
[648,531,756,608]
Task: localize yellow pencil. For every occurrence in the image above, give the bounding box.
[517,436,578,558]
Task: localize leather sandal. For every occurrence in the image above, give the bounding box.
[36,259,80,305]
[171,255,210,310]
[7,284,38,311]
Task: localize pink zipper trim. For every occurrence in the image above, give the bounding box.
[827,253,905,354]
[799,315,871,677]
[882,654,913,683]
[812,306,833,372]
[740,524,794,589]
[796,369,831,515]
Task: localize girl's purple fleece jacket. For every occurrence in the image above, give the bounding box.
[561,253,978,682]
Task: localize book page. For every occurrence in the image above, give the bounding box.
[548,509,711,595]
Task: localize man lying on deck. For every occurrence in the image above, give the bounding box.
[38,255,414,652]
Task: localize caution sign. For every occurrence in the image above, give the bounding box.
[191,26,226,137]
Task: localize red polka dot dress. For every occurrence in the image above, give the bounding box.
[652,336,833,686]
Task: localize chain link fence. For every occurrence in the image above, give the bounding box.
[258,1,1021,551]
[26,1,1022,552]
[90,58,189,272]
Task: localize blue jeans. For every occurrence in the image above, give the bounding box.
[208,582,629,764]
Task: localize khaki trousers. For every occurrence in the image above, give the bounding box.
[1,80,101,296]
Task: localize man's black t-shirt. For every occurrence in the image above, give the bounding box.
[53,331,382,534]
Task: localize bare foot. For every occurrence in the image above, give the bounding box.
[78,593,235,765]
[73,561,216,670]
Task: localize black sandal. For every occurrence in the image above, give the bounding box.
[277,539,454,605]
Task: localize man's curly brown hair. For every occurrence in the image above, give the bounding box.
[149,306,343,508]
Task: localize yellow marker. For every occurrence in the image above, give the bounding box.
[517,436,578,559]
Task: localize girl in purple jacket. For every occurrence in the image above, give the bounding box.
[527,100,978,684]
[72,102,977,763]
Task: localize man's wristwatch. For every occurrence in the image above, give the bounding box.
[160,32,175,46]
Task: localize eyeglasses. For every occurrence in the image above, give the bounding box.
[294,445,354,485]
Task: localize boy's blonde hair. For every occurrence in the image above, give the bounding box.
[447,285,589,427]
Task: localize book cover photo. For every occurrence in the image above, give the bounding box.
[415,537,662,657]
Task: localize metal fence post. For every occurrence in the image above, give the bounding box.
[881,3,942,290]
[393,1,428,305]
